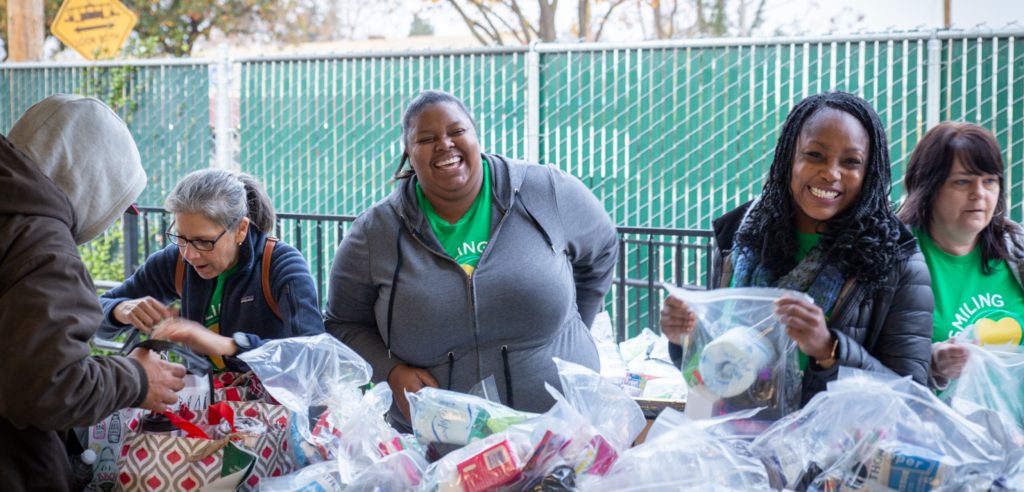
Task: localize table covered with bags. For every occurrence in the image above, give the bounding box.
[82,287,1024,491]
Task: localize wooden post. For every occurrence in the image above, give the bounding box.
[943,0,951,29]
[7,0,44,61]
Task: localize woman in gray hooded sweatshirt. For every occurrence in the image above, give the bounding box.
[325,90,618,431]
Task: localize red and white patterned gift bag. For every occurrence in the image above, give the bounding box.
[114,433,245,491]
[115,401,296,492]
[85,407,147,491]
[211,372,275,403]
[210,401,295,492]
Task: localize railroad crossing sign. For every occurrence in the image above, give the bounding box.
[51,0,139,60]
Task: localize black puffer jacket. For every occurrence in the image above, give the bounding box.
[670,202,934,405]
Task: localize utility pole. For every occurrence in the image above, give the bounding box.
[7,0,45,61]
[943,0,951,29]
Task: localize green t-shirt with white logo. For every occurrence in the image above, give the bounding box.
[417,158,492,276]
[916,229,1024,346]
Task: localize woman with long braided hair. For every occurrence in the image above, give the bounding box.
[661,91,933,405]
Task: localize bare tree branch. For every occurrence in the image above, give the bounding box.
[667,0,679,37]
[749,0,767,33]
[504,0,540,39]
[593,0,629,41]
[470,0,515,43]
[448,0,498,44]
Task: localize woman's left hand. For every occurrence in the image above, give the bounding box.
[774,295,835,361]
[151,318,236,356]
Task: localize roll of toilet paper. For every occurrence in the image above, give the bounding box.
[698,326,777,398]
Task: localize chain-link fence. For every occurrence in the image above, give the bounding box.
[2,29,1022,335]
[0,60,214,206]
[237,49,531,218]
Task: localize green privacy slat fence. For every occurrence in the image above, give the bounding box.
[238,50,530,218]
[536,38,931,230]
[4,30,1023,336]
[234,31,1024,233]
[0,61,213,206]
[941,36,1024,220]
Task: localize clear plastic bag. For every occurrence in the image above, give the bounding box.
[328,384,422,479]
[419,431,535,492]
[990,449,1024,491]
[407,386,537,446]
[238,333,372,448]
[578,407,773,491]
[591,312,628,386]
[663,284,805,429]
[752,368,1006,491]
[344,449,428,491]
[943,343,1024,438]
[551,357,646,453]
[258,461,344,492]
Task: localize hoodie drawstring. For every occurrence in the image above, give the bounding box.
[446,352,455,390]
[385,227,404,359]
[501,345,514,408]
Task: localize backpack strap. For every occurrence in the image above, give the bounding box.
[175,253,185,297]
[262,237,282,320]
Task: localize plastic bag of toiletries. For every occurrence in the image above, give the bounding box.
[239,334,372,450]
[579,407,772,491]
[943,342,1024,440]
[752,368,1005,491]
[664,284,804,432]
[407,385,538,447]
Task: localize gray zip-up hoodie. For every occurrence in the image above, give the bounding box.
[325,154,617,429]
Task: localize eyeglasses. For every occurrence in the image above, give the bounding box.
[165,227,228,252]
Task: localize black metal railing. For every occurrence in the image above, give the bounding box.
[120,208,715,341]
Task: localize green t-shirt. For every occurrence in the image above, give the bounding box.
[204,264,237,369]
[417,158,492,276]
[795,231,821,263]
[795,231,822,370]
[916,229,1024,346]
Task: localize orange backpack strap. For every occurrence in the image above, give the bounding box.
[175,253,185,297]
[262,237,282,320]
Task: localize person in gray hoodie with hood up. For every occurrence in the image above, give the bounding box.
[0,95,187,491]
[325,90,618,434]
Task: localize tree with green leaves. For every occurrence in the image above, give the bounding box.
[2,0,404,59]
[0,0,281,57]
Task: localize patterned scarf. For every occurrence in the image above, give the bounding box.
[731,203,846,315]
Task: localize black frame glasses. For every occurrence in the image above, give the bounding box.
[165,226,228,252]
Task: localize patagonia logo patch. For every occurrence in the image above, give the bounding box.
[240,295,255,303]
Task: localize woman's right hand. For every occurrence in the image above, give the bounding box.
[114,297,178,334]
[660,295,697,344]
[932,339,971,380]
[387,363,439,421]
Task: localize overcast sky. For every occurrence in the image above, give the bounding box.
[407,0,1024,42]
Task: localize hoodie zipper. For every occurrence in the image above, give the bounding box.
[398,179,527,396]
[468,188,519,384]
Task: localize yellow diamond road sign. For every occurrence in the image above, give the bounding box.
[51,0,138,60]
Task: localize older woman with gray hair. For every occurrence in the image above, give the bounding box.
[99,169,324,370]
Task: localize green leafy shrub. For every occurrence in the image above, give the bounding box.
[80,220,126,283]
